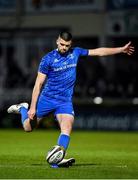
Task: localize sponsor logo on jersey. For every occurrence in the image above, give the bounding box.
[54,63,77,72]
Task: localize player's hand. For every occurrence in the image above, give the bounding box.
[27,108,36,120]
[122,41,135,55]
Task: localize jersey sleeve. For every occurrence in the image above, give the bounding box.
[75,47,89,57]
[38,55,50,75]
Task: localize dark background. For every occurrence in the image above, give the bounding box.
[0,0,138,130]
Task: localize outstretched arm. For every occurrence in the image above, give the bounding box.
[88,42,135,56]
[28,72,46,120]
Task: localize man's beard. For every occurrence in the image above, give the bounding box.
[58,48,70,54]
[59,49,66,54]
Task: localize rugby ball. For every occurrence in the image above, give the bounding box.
[46,145,65,164]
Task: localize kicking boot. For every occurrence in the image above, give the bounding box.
[57,158,75,168]
[7,102,29,114]
[50,158,75,168]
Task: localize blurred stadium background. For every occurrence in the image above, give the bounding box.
[0,0,138,131]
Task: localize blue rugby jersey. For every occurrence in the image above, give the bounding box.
[38,47,88,101]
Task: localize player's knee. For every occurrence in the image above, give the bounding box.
[23,121,32,132]
[65,122,73,130]
[24,128,32,132]
[24,126,32,132]
[23,117,37,132]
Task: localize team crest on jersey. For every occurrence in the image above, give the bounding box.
[67,54,74,59]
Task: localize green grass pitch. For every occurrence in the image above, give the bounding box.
[0,129,138,179]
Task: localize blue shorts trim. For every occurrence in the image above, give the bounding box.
[36,95,74,118]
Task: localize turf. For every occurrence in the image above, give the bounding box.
[0,129,138,179]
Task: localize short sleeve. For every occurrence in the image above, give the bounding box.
[75,47,88,57]
[38,55,50,75]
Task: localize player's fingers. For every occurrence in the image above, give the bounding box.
[28,113,34,120]
[128,41,131,46]
[130,48,135,52]
[127,52,133,55]
[128,50,134,53]
[31,115,35,120]
[125,41,131,48]
[129,50,133,53]
[129,46,135,50]
[129,48,135,52]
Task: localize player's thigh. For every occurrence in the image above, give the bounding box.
[54,101,74,118]
[36,95,55,118]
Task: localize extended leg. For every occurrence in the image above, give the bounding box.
[56,114,75,167]
[7,102,39,132]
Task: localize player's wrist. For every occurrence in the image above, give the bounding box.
[121,46,127,53]
[118,47,124,53]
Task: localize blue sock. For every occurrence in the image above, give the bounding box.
[57,134,70,150]
[19,107,28,125]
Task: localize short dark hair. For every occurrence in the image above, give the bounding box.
[59,31,72,41]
